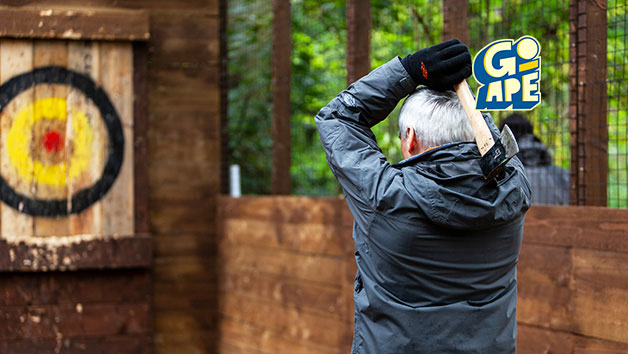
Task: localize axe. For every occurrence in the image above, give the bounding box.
[454,79,519,180]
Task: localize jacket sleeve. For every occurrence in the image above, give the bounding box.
[315,58,417,216]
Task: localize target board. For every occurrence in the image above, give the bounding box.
[0,40,134,238]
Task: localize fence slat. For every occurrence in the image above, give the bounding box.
[272,0,292,195]
[569,0,608,206]
[442,0,469,45]
[346,0,371,85]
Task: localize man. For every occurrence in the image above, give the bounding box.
[499,114,570,205]
[315,39,531,353]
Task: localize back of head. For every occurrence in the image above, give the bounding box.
[499,113,533,141]
[399,87,473,149]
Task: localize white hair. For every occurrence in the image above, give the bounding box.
[398,87,474,149]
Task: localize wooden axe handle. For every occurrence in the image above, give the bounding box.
[454,79,495,156]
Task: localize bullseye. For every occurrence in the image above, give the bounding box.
[0,66,125,216]
[7,97,93,187]
[43,131,64,153]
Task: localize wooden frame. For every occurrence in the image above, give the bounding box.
[271,0,292,195]
[346,0,371,85]
[0,7,151,272]
[569,0,608,206]
[0,6,149,41]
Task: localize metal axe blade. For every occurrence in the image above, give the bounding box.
[478,124,519,180]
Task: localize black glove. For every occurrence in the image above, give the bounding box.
[400,38,472,91]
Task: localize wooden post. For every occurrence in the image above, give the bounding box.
[442,0,469,45]
[272,0,292,195]
[346,0,371,85]
[569,0,608,206]
[220,0,230,195]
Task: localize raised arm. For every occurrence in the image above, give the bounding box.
[315,40,471,215]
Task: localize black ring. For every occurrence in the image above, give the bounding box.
[0,66,125,216]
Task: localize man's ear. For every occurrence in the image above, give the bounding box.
[406,127,417,152]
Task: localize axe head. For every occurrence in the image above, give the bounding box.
[478,124,519,180]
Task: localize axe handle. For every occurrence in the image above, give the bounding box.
[454,80,495,156]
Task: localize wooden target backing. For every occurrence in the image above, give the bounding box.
[0,39,134,239]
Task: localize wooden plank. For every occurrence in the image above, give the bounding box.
[271,0,291,195]
[572,249,628,344]
[149,197,216,234]
[154,308,217,335]
[220,318,337,354]
[155,330,217,354]
[220,293,347,351]
[153,280,217,310]
[148,65,220,111]
[99,42,134,236]
[570,0,608,206]
[221,244,344,286]
[517,243,574,331]
[0,335,151,354]
[66,40,104,235]
[0,6,149,41]
[442,0,469,45]
[153,257,217,283]
[517,324,575,354]
[0,270,150,306]
[523,206,628,252]
[0,302,150,340]
[133,42,149,234]
[218,195,353,226]
[148,12,219,67]
[220,270,344,320]
[0,39,34,239]
[0,235,151,271]
[219,0,229,195]
[223,219,345,256]
[0,0,219,13]
[154,233,216,258]
[346,0,371,85]
[32,40,70,236]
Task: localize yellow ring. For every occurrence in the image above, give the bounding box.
[7,97,93,187]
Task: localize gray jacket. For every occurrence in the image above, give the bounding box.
[315,58,531,353]
[517,134,570,205]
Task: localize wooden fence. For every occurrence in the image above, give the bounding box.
[218,196,628,354]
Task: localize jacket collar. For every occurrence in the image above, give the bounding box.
[393,141,478,168]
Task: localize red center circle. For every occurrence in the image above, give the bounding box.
[43,130,64,153]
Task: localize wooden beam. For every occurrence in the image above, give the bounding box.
[0,235,152,271]
[133,42,149,234]
[442,0,469,45]
[271,0,291,195]
[0,6,149,41]
[569,0,608,206]
[346,0,371,85]
[220,0,230,194]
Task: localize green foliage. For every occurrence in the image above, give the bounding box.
[227,0,273,194]
[290,0,346,196]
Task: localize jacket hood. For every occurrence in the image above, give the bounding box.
[393,141,530,230]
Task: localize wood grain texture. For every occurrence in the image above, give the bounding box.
[0,235,151,271]
[32,40,69,236]
[67,40,103,235]
[0,6,149,41]
[0,40,34,238]
[346,0,371,85]
[442,0,469,45]
[99,41,134,236]
[569,0,608,206]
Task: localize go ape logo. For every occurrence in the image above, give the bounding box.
[473,36,541,110]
